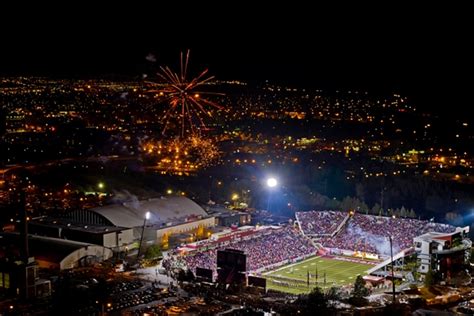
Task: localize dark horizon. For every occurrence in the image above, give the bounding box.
[0,6,471,114]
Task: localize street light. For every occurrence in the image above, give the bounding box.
[137,211,151,260]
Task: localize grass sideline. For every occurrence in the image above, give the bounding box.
[264,256,374,294]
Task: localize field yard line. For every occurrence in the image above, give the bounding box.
[267,259,371,280]
[328,265,367,277]
[262,256,320,275]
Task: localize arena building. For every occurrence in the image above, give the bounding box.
[62,196,215,246]
[0,233,113,271]
[29,218,134,252]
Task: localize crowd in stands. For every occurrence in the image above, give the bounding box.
[162,211,458,278]
[296,211,347,236]
[163,226,316,276]
[315,213,456,255]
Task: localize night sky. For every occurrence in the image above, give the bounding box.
[1,5,471,114]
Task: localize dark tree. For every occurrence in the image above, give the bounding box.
[352,275,369,298]
[350,275,369,306]
[307,287,327,309]
[424,269,435,288]
[325,286,341,303]
[145,244,162,259]
[295,287,331,315]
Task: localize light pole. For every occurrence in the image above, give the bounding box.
[137,211,150,260]
[266,177,278,211]
[389,235,396,303]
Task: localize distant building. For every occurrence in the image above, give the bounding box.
[0,256,51,299]
[206,205,251,227]
[414,226,471,279]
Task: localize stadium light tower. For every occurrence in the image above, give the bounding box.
[266,177,278,188]
[137,211,151,260]
[265,177,278,211]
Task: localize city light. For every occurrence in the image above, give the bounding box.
[142,136,220,175]
[97,182,105,189]
[145,211,151,220]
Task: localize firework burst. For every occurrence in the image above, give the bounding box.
[149,50,223,137]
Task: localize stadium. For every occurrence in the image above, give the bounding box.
[162,210,469,294]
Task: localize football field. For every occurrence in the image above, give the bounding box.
[263,256,374,294]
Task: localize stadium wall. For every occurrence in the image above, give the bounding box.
[154,217,215,240]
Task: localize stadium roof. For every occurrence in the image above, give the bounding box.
[90,196,208,228]
[30,217,127,234]
[414,226,470,244]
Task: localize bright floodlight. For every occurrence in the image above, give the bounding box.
[145,211,151,220]
[267,178,278,188]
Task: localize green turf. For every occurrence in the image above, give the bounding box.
[263,256,373,294]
